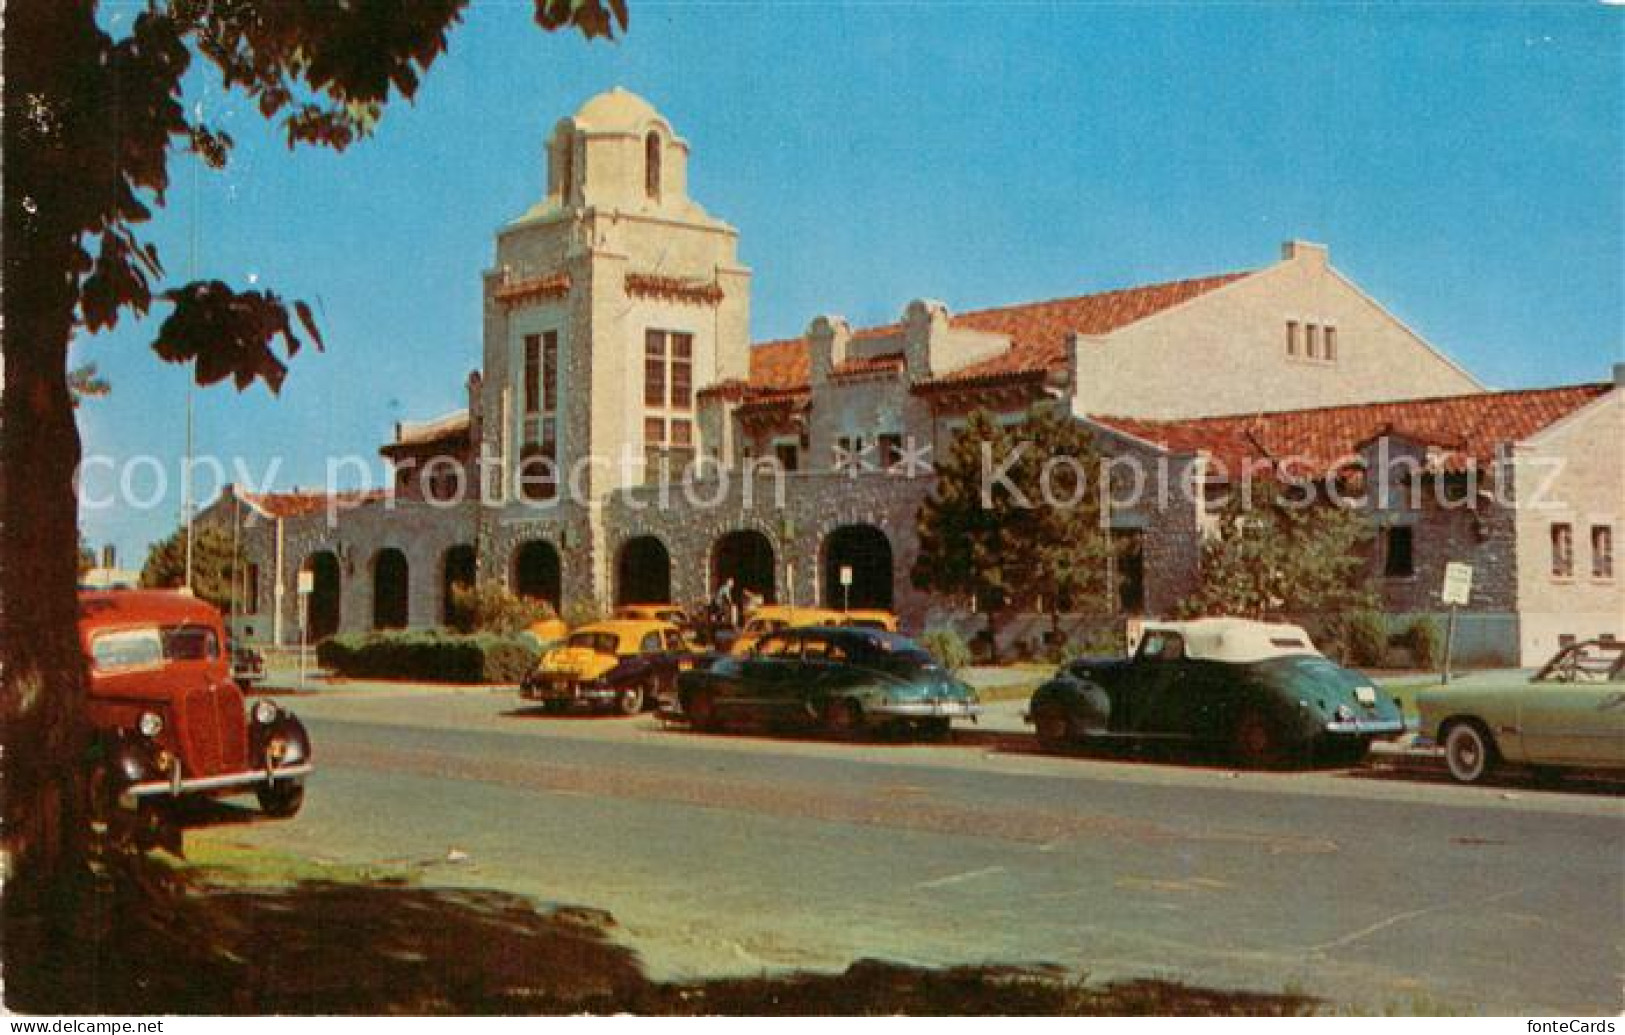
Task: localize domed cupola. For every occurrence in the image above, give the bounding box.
[547,87,690,212]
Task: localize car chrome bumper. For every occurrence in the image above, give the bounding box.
[869,701,983,720]
[1323,718,1405,736]
[120,762,312,806]
[521,681,619,703]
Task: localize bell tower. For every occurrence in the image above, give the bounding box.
[482,88,753,512]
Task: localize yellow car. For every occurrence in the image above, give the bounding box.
[838,609,899,633]
[521,620,695,714]
[729,606,845,656]
[526,616,570,645]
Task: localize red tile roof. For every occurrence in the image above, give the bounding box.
[240,489,389,518]
[741,271,1248,397]
[831,353,906,378]
[1090,383,1612,477]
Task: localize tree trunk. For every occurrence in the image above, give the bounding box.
[3,0,101,1009]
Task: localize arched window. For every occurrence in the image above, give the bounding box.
[644,131,661,199]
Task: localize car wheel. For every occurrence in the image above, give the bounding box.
[257,781,306,818]
[918,718,952,742]
[1233,709,1290,768]
[685,690,719,732]
[1032,707,1072,752]
[823,697,864,738]
[616,685,646,716]
[1443,722,1496,784]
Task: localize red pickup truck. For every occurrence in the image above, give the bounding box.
[80,590,311,842]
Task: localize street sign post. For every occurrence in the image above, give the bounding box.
[839,565,853,613]
[1440,562,1473,683]
[297,571,314,689]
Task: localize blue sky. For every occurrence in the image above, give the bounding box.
[78,2,1622,564]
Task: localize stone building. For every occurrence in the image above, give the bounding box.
[197,89,1622,665]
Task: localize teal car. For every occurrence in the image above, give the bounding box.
[1418,640,1625,784]
[675,626,982,738]
[1026,619,1405,766]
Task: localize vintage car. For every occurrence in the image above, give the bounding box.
[1417,639,1625,784]
[1025,618,1404,765]
[80,590,312,839]
[677,626,982,738]
[726,605,846,656]
[520,619,696,714]
[229,639,266,690]
[838,609,900,632]
[526,615,570,645]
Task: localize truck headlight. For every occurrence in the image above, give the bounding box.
[138,711,164,738]
[253,699,280,725]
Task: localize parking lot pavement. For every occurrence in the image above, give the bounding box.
[195,683,1625,1014]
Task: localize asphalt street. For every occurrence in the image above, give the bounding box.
[192,684,1625,1014]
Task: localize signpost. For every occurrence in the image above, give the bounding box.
[297,570,314,689]
[1440,562,1473,684]
[839,564,853,613]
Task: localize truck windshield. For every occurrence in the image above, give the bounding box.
[92,624,219,669]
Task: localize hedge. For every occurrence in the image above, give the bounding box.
[316,631,540,684]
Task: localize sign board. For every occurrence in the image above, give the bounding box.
[297,570,315,596]
[1441,562,1473,606]
[839,565,853,587]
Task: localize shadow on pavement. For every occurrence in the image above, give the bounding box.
[4,851,1319,1016]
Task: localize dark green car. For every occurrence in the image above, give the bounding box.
[675,626,982,738]
[1026,619,1404,766]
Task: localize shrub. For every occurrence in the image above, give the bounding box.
[448,581,556,635]
[1338,610,1389,669]
[316,630,540,684]
[1403,617,1442,670]
[1068,624,1126,661]
[919,626,971,674]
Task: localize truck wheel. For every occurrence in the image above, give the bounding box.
[616,685,646,716]
[1032,707,1072,752]
[1443,722,1496,784]
[258,781,306,818]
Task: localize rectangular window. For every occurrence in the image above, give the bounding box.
[541,331,558,411]
[644,416,666,447]
[1552,523,1574,577]
[1286,321,1299,356]
[1305,323,1320,359]
[670,418,693,447]
[644,331,667,407]
[523,334,541,415]
[774,441,800,472]
[1323,325,1338,362]
[1591,525,1612,579]
[1383,526,1414,578]
[244,563,260,615]
[671,333,693,410]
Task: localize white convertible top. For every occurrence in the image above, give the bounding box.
[1137,618,1322,664]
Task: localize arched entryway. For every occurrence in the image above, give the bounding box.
[372,548,410,630]
[822,524,894,611]
[711,529,776,604]
[617,536,672,606]
[303,551,342,642]
[513,540,562,610]
[441,543,477,625]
